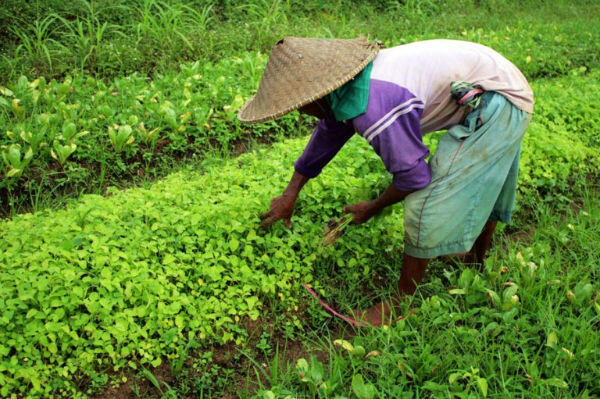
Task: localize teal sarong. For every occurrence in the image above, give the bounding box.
[403,91,532,258]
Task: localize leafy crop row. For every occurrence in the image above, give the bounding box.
[2,64,599,217]
[1,72,599,396]
[0,53,310,214]
[519,71,600,200]
[0,130,391,397]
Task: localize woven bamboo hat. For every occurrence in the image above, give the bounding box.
[238,37,379,123]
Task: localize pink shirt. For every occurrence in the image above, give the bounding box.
[370,39,534,133]
[294,39,534,191]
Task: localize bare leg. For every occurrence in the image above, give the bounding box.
[474,220,497,263]
[351,253,429,326]
[463,221,498,265]
[397,253,430,295]
[351,222,497,326]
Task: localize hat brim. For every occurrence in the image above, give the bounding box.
[238,37,379,124]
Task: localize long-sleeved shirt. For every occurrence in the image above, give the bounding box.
[294,39,534,191]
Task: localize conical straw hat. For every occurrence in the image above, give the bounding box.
[238,37,379,123]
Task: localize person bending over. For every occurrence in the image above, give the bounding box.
[238,37,533,326]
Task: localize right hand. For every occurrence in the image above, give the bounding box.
[343,200,379,225]
[259,193,296,228]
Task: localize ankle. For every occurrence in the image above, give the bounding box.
[398,281,416,295]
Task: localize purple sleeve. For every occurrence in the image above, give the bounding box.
[294,116,355,178]
[352,80,431,191]
[370,116,431,191]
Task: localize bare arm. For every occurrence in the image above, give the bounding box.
[259,171,309,228]
[260,114,354,229]
[344,183,414,224]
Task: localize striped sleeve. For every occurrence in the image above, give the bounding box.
[353,80,431,191]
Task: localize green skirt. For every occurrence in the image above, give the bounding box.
[403,92,532,258]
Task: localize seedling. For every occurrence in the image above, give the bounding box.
[322,214,352,246]
[1,143,32,177]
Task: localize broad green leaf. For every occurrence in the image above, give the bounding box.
[422,381,448,392]
[350,345,366,357]
[546,332,558,347]
[351,374,376,399]
[477,377,488,397]
[448,372,461,384]
[333,339,354,352]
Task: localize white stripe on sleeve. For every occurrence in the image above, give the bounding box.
[361,97,423,139]
[366,102,425,142]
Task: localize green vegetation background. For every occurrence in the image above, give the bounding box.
[0,0,599,398]
[1,0,599,215]
[1,0,598,81]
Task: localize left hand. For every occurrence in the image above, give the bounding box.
[343,201,379,225]
[259,193,296,229]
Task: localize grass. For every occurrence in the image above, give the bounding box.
[1,0,599,82]
[257,188,600,398]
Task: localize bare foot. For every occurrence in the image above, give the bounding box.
[350,301,392,327]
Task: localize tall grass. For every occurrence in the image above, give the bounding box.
[53,1,123,75]
[8,14,62,75]
[1,0,598,82]
[134,0,213,57]
[0,0,216,80]
[236,0,290,49]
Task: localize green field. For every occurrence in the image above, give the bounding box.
[1,0,599,398]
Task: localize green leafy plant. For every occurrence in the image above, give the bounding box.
[108,124,135,152]
[448,367,489,397]
[1,143,32,177]
[19,129,47,152]
[50,140,77,165]
[351,374,377,399]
